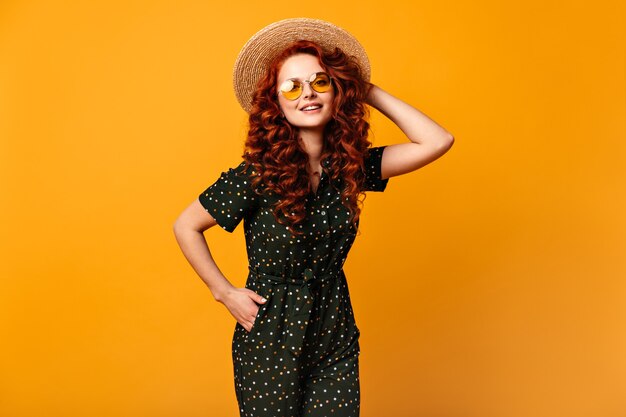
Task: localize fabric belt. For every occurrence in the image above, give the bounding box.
[247,265,340,357]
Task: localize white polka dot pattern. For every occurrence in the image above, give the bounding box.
[361,146,389,192]
[197,146,389,416]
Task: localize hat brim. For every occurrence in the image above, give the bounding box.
[233,18,371,113]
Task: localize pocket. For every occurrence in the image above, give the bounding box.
[243,294,272,344]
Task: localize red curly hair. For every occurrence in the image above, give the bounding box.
[241,40,375,237]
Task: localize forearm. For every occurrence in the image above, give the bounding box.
[173,226,235,303]
[366,84,454,147]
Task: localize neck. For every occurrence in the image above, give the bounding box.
[298,128,324,161]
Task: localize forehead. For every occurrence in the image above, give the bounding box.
[277,54,324,83]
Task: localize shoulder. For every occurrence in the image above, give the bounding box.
[228,160,255,177]
[361,145,389,192]
[364,146,387,162]
[219,160,259,186]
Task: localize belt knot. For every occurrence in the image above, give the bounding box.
[247,265,340,358]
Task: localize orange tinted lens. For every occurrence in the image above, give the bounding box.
[311,73,331,93]
[279,79,302,100]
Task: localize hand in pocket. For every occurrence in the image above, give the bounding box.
[221,287,268,332]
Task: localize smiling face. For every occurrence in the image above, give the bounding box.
[276,53,335,132]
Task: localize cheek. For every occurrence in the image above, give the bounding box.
[325,94,336,114]
[276,96,285,112]
[326,89,336,105]
[278,96,296,114]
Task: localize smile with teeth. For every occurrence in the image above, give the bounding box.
[301,105,322,111]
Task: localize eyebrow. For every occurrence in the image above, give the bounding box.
[280,71,323,82]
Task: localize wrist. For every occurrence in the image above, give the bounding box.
[365,83,379,107]
[213,283,235,304]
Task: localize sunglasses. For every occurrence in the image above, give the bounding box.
[278,72,333,101]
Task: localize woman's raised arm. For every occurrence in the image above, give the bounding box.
[366,84,454,179]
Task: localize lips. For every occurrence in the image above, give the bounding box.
[300,102,322,111]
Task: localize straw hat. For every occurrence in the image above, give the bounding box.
[233,18,371,113]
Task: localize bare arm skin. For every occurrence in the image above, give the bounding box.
[366,84,455,179]
[173,198,267,332]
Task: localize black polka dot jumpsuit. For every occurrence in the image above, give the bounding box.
[198,146,389,417]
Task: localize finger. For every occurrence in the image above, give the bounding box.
[246,319,255,332]
[248,290,267,304]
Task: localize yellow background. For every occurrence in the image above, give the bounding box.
[1,1,625,416]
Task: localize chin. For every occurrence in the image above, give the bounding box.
[290,115,333,129]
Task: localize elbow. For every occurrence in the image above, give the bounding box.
[173,216,185,237]
[173,217,198,241]
[438,133,455,153]
[445,133,455,148]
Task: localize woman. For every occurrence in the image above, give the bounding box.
[173,18,454,417]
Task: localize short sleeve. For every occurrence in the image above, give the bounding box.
[362,146,389,192]
[198,161,259,233]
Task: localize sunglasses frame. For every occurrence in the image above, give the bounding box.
[278,72,333,101]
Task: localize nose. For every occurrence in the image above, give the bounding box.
[302,82,317,99]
